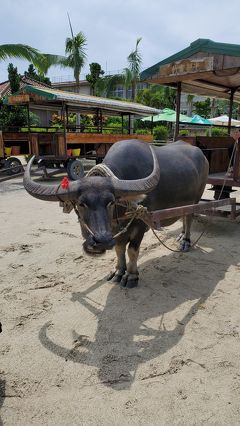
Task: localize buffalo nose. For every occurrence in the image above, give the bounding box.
[93,234,115,249]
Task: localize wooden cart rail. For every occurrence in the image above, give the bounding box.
[148,198,237,229]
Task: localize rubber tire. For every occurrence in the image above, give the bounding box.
[67,158,84,180]
[6,157,23,175]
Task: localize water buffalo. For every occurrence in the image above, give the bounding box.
[24,139,209,288]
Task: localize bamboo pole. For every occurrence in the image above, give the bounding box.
[174,82,182,141]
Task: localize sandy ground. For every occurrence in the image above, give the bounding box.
[1,175,240,426]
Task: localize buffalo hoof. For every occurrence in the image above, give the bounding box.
[107,270,125,283]
[180,238,191,252]
[120,273,139,288]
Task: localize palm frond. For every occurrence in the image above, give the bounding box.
[0,44,64,75]
[34,53,66,74]
[126,38,142,81]
[0,44,40,62]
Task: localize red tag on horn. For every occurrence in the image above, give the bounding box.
[61,176,69,189]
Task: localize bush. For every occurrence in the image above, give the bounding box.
[153,125,168,141]
[211,127,228,136]
[179,129,190,136]
[134,129,151,135]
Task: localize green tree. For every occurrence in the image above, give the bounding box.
[0,103,39,130]
[136,84,176,109]
[86,63,104,95]
[193,98,211,118]
[24,64,51,85]
[8,63,20,94]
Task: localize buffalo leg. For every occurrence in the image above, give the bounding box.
[177,215,193,252]
[107,243,126,283]
[121,224,146,288]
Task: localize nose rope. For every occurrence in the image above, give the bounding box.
[70,202,95,237]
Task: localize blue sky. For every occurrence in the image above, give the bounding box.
[1,0,240,82]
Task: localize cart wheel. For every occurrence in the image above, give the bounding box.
[67,158,84,180]
[6,157,23,175]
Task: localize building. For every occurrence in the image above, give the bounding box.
[51,74,149,100]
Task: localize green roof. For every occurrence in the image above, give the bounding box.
[5,85,160,116]
[141,38,240,81]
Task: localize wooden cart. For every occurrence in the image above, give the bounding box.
[1,86,158,179]
[141,38,240,217]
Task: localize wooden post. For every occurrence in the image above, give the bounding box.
[66,104,69,131]
[121,113,124,134]
[27,104,30,133]
[100,109,103,133]
[130,115,134,134]
[97,109,100,133]
[128,114,131,134]
[0,131,4,157]
[174,82,182,141]
[62,102,67,149]
[228,88,235,135]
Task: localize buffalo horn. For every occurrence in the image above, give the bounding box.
[110,145,160,196]
[23,156,81,201]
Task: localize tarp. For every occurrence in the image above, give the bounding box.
[141,108,192,123]
[208,115,240,126]
[190,114,211,125]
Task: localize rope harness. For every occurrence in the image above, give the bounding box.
[60,142,239,253]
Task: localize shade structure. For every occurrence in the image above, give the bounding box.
[141,39,240,103]
[190,114,211,125]
[5,85,160,117]
[208,115,240,126]
[141,108,192,123]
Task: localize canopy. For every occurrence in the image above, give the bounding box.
[4,85,160,117]
[190,114,211,125]
[141,39,240,102]
[142,108,192,123]
[208,114,240,126]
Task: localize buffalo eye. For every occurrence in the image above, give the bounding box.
[78,201,88,208]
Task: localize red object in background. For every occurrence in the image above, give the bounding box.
[11,146,21,155]
[61,176,69,189]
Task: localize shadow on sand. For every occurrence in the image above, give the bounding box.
[0,379,6,426]
[39,219,239,390]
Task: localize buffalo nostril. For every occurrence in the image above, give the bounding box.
[93,235,115,249]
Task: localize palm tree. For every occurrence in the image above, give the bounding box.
[61,14,87,85]
[63,33,87,84]
[123,37,142,100]
[0,43,64,77]
[100,38,142,100]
